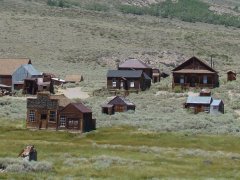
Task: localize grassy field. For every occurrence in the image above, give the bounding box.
[0,0,240,178]
[1,126,240,179]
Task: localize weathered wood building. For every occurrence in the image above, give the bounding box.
[0,58,31,86]
[26,92,96,132]
[227,71,236,81]
[101,96,135,115]
[118,59,153,79]
[172,56,219,89]
[152,68,161,83]
[185,95,224,114]
[107,70,151,92]
[12,64,42,90]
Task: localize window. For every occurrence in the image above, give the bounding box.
[180,75,184,84]
[120,81,123,88]
[203,75,208,84]
[60,116,66,127]
[112,79,116,87]
[130,81,134,88]
[41,114,47,120]
[29,110,35,122]
[49,111,56,122]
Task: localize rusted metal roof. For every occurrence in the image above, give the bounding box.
[119,59,151,69]
[71,103,92,113]
[0,58,31,75]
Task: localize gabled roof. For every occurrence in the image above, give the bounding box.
[186,96,212,105]
[108,96,135,106]
[119,59,151,69]
[66,102,92,113]
[0,58,31,75]
[172,56,217,73]
[21,64,41,76]
[107,70,143,78]
[227,70,236,74]
[211,99,223,106]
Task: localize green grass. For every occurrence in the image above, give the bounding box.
[0,126,240,179]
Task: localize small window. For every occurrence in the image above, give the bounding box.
[29,110,35,122]
[60,116,66,127]
[49,111,56,122]
[41,114,47,120]
[180,75,184,84]
[130,81,134,88]
[203,75,208,84]
[112,79,116,87]
[120,81,123,87]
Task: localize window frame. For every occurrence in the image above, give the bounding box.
[130,81,135,88]
[59,116,66,127]
[29,110,35,122]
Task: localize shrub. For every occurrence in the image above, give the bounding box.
[85,3,109,12]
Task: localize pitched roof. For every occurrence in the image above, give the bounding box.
[186,96,212,105]
[65,75,83,82]
[119,59,151,69]
[108,96,135,106]
[0,58,31,75]
[173,69,215,74]
[211,99,222,106]
[172,56,217,73]
[71,103,92,113]
[107,70,143,78]
[22,64,41,76]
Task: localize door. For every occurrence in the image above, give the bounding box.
[190,76,196,87]
[39,113,48,129]
[67,118,80,130]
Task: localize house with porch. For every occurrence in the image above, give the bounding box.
[172,56,219,89]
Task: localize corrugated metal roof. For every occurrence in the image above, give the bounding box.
[107,70,143,78]
[211,99,222,106]
[22,64,41,76]
[119,59,151,69]
[186,96,212,104]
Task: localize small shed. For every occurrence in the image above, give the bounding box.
[185,96,212,113]
[227,71,236,81]
[210,99,224,115]
[65,75,83,83]
[101,96,135,115]
[152,68,161,83]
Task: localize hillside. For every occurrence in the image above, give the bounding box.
[0,0,240,179]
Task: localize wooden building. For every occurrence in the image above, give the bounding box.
[185,95,224,114]
[23,78,54,95]
[26,92,96,132]
[0,58,31,86]
[101,96,135,115]
[227,71,236,81]
[107,70,151,92]
[12,64,42,90]
[18,145,37,161]
[172,56,219,89]
[59,103,96,132]
[118,59,153,79]
[152,68,161,83]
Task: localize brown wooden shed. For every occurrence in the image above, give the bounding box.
[101,96,135,115]
[227,71,236,81]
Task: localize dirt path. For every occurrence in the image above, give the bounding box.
[58,87,90,100]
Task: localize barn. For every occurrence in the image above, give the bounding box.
[12,64,42,90]
[0,58,31,86]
